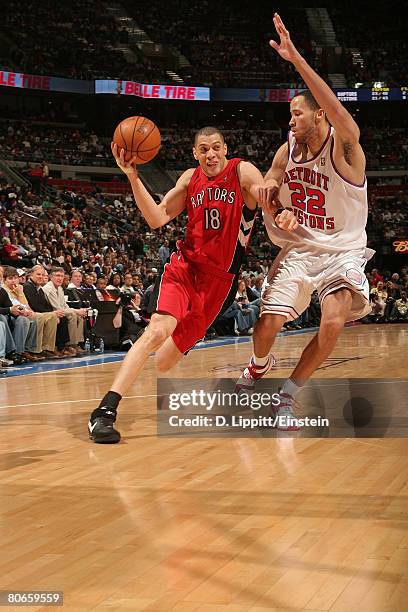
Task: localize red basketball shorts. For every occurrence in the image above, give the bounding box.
[154,251,235,353]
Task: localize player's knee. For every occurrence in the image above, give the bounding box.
[319,316,345,342]
[257,313,283,337]
[144,324,171,349]
[154,354,172,374]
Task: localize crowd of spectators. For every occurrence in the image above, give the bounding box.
[3,0,169,84]
[127,1,318,87]
[2,120,408,174]
[0,121,111,168]
[367,194,408,253]
[329,5,408,87]
[2,1,406,88]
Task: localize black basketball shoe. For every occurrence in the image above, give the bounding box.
[88,406,121,443]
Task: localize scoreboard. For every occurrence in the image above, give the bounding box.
[336,87,408,102]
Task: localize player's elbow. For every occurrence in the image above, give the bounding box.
[333,109,360,143]
[148,219,163,230]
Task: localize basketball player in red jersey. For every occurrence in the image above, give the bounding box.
[236,14,373,430]
[88,127,298,443]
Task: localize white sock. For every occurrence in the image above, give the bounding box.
[281,378,302,399]
[253,354,270,368]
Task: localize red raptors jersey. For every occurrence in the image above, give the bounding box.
[180,158,256,273]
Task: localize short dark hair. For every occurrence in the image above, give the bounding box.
[3,266,18,279]
[50,267,65,276]
[292,90,321,112]
[194,126,224,146]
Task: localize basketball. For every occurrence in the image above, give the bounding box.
[112,116,161,164]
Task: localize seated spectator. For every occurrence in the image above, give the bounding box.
[390,290,408,321]
[121,272,136,294]
[370,269,384,286]
[42,267,87,354]
[0,316,14,367]
[242,276,261,304]
[0,236,22,266]
[370,280,388,319]
[17,268,28,286]
[106,272,123,290]
[113,291,148,350]
[250,276,264,299]
[307,290,321,327]
[0,275,39,363]
[82,272,96,289]
[384,280,400,321]
[220,300,256,336]
[95,276,117,301]
[80,272,98,301]
[236,279,260,320]
[23,265,70,358]
[66,269,91,306]
[2,266,57,360]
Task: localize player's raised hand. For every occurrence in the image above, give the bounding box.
[111,142,138,177]
[269,13,301,64]
[275,208,299,231]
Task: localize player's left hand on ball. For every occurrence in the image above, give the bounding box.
[275,209,299,231]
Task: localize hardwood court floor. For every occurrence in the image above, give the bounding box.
[0,324,407,611]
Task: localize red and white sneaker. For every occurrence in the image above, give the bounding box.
[235,354,277,394]
[272,392,303,431]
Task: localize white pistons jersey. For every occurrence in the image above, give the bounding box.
[264,127,368,252]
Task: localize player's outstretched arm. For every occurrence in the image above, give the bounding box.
[112,142,190,229]
[270,13,360,145]
[239,158,298,231]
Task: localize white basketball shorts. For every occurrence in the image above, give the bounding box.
[261,246,373,322]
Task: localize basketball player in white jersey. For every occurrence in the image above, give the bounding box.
[236,13,374,429]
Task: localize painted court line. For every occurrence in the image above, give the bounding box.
[1,328,319,379]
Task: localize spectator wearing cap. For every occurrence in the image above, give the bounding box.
[17,269,27,285]
[42,267,87,354]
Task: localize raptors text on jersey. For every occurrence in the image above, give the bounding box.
[181,158,256,273]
